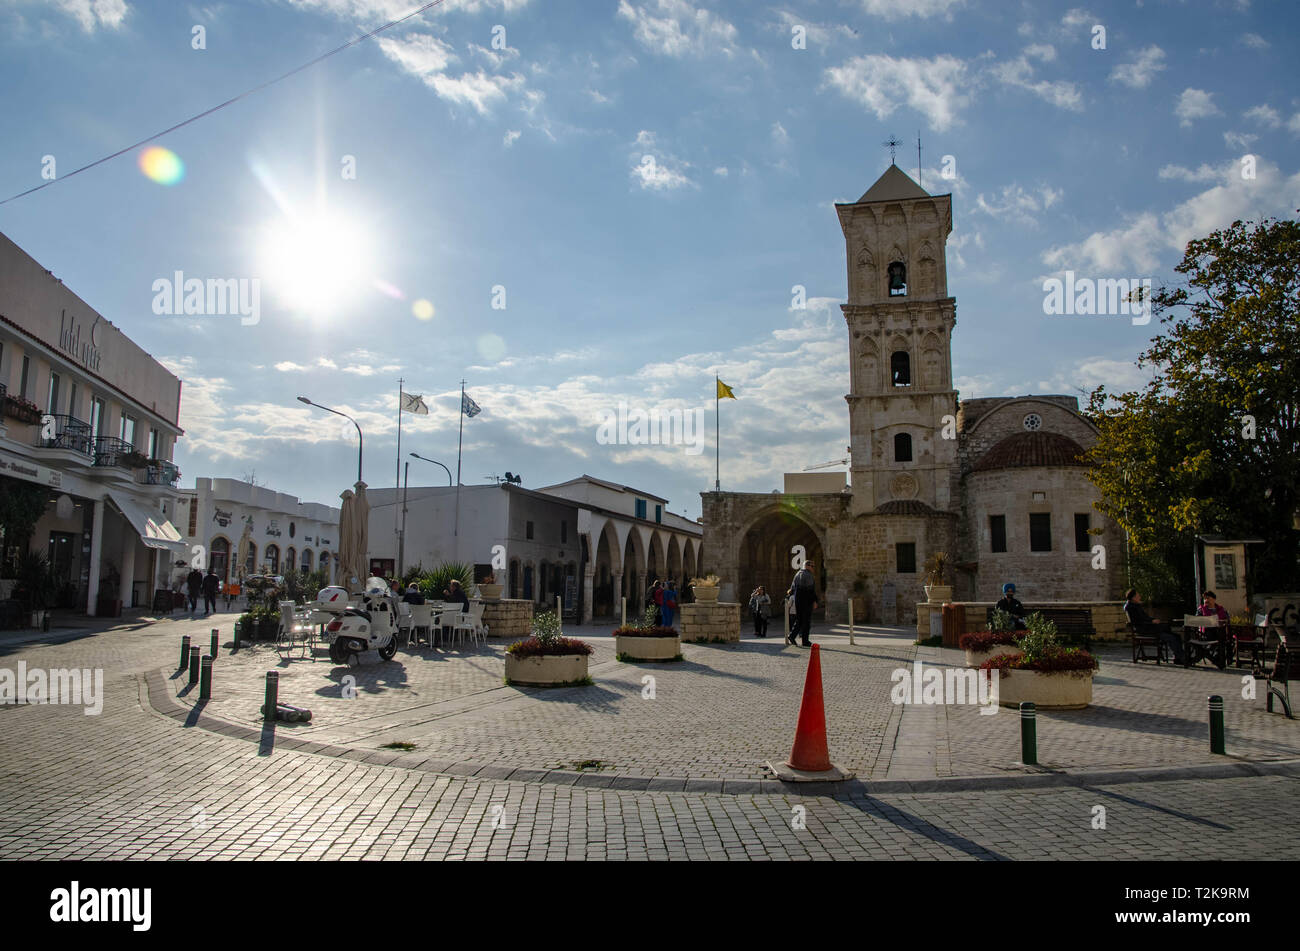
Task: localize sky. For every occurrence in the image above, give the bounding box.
[1,0,1296,522]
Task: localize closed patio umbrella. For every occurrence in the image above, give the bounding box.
[338,488,357,591]
[351,481,370,583]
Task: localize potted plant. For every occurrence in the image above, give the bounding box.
[959,607,1025,666]
[477,572,504,600]
[119,448,150,469]
[505,609,594,686]
[922,551,952,603]
[615,606,682,662]
[980,613,1098,709]
[689,573,721,602]
[2,393,43,424]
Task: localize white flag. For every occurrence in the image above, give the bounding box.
[400,392,429,415]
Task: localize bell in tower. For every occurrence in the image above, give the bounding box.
[887,261,907,296]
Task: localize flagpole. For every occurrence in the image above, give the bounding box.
[455,379,465,545]
[715,375,720,492]
[395,378,403,563]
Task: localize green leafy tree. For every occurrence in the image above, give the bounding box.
[1085,215,1300,595]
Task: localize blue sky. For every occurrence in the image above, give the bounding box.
[1,0,1296,521]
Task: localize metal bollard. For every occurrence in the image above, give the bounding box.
[210,628,220,659]
[1209,695,1225,755]
[188,646,201,686]
[179,634,191,670]
[1019,701,1037,765]
[233,620,241,652]
[848,599,855,646]
[263,671,278,721]
[200,655,213,700]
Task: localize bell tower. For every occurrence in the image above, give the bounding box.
[836,164,958,515]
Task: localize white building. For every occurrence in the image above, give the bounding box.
[174,477,340,585]
[0,230,186,615]
[364,474,704,623]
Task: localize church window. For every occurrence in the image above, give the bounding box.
[890,351,911,386]
[894,432,913,462]
[1030,514,1052,552]
[1023,413,1042,431]
[1074,514,1091,552]
[887,261,907,296]
[895,542,916,574]
[990,515,1006,553]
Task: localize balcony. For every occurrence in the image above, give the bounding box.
[36,414,94,458]
[2,391,43,425]
[139,459,181,487]
[94,435,147,470]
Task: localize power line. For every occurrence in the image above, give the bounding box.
[0,0,447,206]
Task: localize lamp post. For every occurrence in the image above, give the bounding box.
[298,396,363,485]
[409,452,452,485]
[410,452,454,564]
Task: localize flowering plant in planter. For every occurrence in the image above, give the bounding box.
[979,617,1097,677]
[612,625,679,638]
[505,610,593,658]
[958,629,1023,652]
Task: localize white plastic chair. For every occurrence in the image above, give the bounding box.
[436,606,464,646]
[397,601,414,646]
[408,603,433,647]
[453,602,488,647]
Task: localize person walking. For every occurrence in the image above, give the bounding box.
[661,581,679,628]
[202,567,221,616]
[185,567,203,614]
[749,585,771,637]
[786,561,818,647]
[650,580,664,626]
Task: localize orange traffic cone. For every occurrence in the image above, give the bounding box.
[787,644,832,771]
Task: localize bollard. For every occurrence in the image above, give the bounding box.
[210,628,220,659]
[621,597,626,628]
[179,634,191,670]
[848,599,855,646]
[188,645,200,686]
[1208,695,1225,755]
[233,620,241,653]
[263,671,278,722]
[200,655,213,700]
[1019,701,1037,765]
[557,596,563,637]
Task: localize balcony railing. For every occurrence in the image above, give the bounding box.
[139,459,182,487]
[94,435,143,469]
[36,414,94,457]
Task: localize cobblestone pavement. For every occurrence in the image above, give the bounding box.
[2,613,1299,860]
[129,616,1300,782]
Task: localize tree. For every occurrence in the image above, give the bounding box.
[1085,215,1300,596]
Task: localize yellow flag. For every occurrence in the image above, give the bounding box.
[716,379,736,400]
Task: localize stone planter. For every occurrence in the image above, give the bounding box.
[994,668,1094,710]
[924,585,953,603]
[964,643,1022,667]
[681,601,740,643]
[478,584,504,600]
[505,652,589,686]
[692,586,720,602]
[616,633,681,661]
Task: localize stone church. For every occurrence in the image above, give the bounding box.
[701,164,1124,624]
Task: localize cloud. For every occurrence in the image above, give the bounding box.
[1174,88,1221,127]
[616,0,741,58]
[1290,113,1300,135]
[1157,163,1219,183]
[1023,43,1055,62]
[713,166,729,177]
[51,0,128,30]
[1222,130,1257,150]
[630,131,695,190]
[771,121,790,145]
[1239,32,1269,49]
[824,53,971,132]
[1109,45,1165,89]
[1244,104,1281,128]
[1043,159,1300,273]
[855,0,963,19]
[772,10,856,50]
[970,183,1063,224]
[373,31,529,116]
[1035,358,1156,397]
[991,54,1083,110]
[502,129,521,147]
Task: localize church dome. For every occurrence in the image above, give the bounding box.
[970,431,1087,473]
[875,499,937,516]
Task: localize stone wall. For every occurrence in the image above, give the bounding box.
[481,598,532,641]
[681,601,740,643]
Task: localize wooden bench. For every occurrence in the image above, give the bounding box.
[1266,629,1300,718]
[984,606,1095,651]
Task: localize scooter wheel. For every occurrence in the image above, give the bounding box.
[377,638,398,661]
[328,642,348,664]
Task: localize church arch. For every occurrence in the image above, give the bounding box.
[737,506,827,621]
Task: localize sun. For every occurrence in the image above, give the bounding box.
[258,210,374,316]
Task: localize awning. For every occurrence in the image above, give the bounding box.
[107,491,186,552]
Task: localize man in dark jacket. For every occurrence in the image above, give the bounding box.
[402,584,425,605]
[1124,589,1185,664]
[185,568,203,614]
[995,583,1027,630]
[202,568,221,616]
[787,561,818,647]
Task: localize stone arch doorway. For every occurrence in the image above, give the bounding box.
[738,508,826,618]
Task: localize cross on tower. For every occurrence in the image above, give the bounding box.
[883,135,903,165]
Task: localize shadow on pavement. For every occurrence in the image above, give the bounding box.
[838,794,1011,860]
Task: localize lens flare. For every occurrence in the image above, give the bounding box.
[138,146,185,185]
[477,333,506,362]
[412,299,435,321]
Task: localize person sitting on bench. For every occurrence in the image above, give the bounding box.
[1124,589,1185,664]
[995,583,1028,630]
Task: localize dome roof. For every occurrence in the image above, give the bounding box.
[970,431,1087,473]
[875,499,937,516]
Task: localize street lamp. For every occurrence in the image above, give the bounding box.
[409,452,452,485]
[298,396,363,485]
[409,452,454,563]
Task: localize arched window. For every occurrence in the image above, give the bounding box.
[894,432,913,462]
[286,547,296,574]
[887,261,907,296]
[244,542,257,577]
[210,536,230,583]
[301,548,313,573]
[266,544,280,574]
[891,351,911,386]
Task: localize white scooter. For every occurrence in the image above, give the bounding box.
[318,578,401,664]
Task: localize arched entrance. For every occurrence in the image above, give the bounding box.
[209,536,230,584]
[738,508,826,617]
